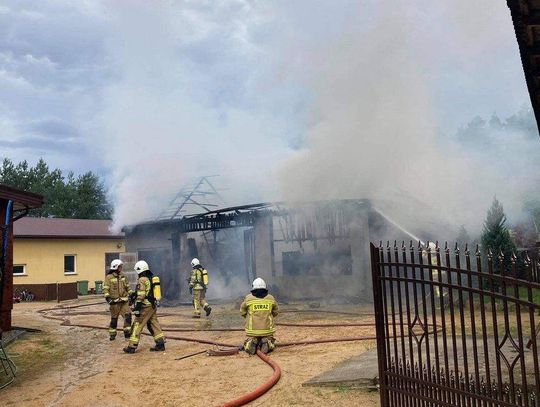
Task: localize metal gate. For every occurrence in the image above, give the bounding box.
[370,241,540,407]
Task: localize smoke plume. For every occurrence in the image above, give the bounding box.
[91,1,540,235]
[275,1,540,235]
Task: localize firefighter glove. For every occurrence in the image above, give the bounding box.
[128,292,136,305]
[133,302,142,316]
[106,297,112,304]
[189,287,193,295]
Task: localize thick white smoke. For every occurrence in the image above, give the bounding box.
[94,1,292,230]
[274,1,540,235]
[91,1,540,235]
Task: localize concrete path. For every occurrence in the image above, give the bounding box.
[304,348,379,388]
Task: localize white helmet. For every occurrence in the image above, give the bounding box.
[251,277,267,291]
[191,258,200,267]
[110,259,123,271]
[134,260,149,274]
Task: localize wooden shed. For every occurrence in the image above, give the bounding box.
[0,185,44,332]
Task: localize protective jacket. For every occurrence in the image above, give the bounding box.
[104,271,132,302]
[240,293,279,336]
[136,276,154,307]
[189,266,208,290]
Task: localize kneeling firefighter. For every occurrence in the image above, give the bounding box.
[189,258,211,318]
[240,278,279,355]
[123,260,165,353]
[104,259,133,340]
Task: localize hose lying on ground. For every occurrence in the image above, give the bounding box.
[221,349,281,407]
[36,302,379,406]
[174,347,241,361]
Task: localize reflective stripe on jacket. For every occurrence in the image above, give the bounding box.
[136,276,153,307]
[240,293,279,336]
[103,272,132,302]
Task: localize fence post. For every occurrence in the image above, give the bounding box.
[371,242,388,406]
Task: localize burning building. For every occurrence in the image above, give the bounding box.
[123,198,431,303]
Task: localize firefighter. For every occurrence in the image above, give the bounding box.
[104,259,133,340]
[423,242,448,307]
[240,277,279,355]
[189,258,211,318]
[123,260,165,353]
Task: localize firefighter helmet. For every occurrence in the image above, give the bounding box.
[110,259,123,271]
[191,258,200,267]
[134,260,149,274]
[251,277,267,290]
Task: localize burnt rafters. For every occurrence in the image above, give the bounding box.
[156,175,225,221]
[168,200,368,235]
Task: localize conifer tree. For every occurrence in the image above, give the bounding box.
[481,197,516,275]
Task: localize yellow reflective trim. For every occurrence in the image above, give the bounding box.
[129,323,140,343]
[246,299,274,307]
[246,328,275,335]
[153,333,165,340]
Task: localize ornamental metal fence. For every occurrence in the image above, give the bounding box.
[370,241,540,407]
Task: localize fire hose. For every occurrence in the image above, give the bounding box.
[221,350,282,407]
[35,303,417,406]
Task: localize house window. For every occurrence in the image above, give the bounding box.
[64,255,76,274]
[13,265,27,276]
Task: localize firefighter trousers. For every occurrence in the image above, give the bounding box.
[243,336,276,355]
[129,305,164,347]
[192,288,209,316]
[109,301,131,338]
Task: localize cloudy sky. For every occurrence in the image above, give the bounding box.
[0,1,536,227]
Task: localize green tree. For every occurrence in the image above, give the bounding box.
[481,197,516,274]
[72,172,112,219]
[0,158,112,219]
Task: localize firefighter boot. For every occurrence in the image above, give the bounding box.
[149,339,165,352]
[243,338,258,355]
[204,304,212,317]
[123,346,137,354]
[259,338,270,354]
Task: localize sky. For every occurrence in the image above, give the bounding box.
[0,1,537,229]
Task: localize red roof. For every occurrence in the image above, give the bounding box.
[13,217,124,239]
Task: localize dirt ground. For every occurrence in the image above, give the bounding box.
[1,297,381,407]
